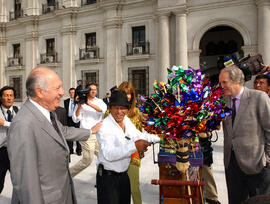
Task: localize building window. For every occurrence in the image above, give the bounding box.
[13,44,20,58]
[46,38,55,54]
[81,70,99,96]
[9,75,22,102]
[128,67,149,97]
[81,0,97,6]
[85,33,96,49]
[47,0,56,6]
[132,26,145,46]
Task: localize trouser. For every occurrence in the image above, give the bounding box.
[96,164,131,204]
[225,150,270,204]
[0,147,10,194]
[69,134,98,177]
[67,141,81,154]
[202,164,218,201]
[127,164,142,204]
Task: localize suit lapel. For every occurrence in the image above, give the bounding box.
[25,100,68,150]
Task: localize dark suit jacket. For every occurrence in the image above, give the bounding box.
[7,99,90,204]
[55,107,67,126]
[64,98,79,127]
[223,87,270,174]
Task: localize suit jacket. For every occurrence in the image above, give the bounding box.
[64,98,79,127]
[7,99,90,204]
[223,87,270,174]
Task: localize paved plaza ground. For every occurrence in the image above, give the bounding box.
[0,129,227,204]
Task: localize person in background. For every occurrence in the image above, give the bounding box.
[219,65,270,204]
[118,81,143,204]
[0,86,18,194]
[102,92,110,106]
[70,83,107,178]
[199,133,221,204]
[7,67,101,204]
[96,90,160,204]
[64,88,82,155]
[253,74,270,96]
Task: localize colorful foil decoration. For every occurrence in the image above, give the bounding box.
[140,65,231,140]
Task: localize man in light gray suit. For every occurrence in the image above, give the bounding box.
[219,65,270,204]
[7,67,102,204]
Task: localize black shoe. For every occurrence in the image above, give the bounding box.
[70,151,74,155]
[76,152,81,156]
[205,198,221,204]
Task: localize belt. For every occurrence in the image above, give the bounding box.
[98,164,127,176]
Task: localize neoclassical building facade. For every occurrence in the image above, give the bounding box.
[0,0,269,101]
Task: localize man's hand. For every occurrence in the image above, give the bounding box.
[91,122,102,134]
[259,63,270,74]
[135,140,151,152]
[0,118,5,126]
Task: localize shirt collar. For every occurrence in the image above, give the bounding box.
[29,98,51,123]
[233,86,244,101]
[1,105,13,113]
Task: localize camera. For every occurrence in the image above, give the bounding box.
[224,53,264,81]
[74,85,91,104]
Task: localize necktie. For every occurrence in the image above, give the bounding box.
[232,98,236,126]
[7,110,12,122]
[50,112,61,135]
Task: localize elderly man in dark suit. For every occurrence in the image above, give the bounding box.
[64,88,82,155]
[7,67,101,204]
[219,65,270,204]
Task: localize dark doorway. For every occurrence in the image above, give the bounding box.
[199,26,244,85]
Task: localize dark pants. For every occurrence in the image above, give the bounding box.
[67,117,81,154]
[0,147,10,194]
[96,165,131,204]
[225,151,270,204]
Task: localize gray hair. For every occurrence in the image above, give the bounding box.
[26,67,49,97]
[220,65,245,85]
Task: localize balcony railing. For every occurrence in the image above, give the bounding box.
[81,0,97,6]
[42,1,59,14]
[79,47,99,60]
[126,41,150,55]
[9,9,24,21]
[40,53,58,64]
[7,57,23,67]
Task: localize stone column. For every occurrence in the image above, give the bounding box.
[0,0,7,22]
[257,0,270,64]
[0,23,6,87]
[104,17,122,93]
[26,0,39,15]
[175,12,188,69]
[61,13,76,93]
[158,14,170,83]
[24,18,38,77]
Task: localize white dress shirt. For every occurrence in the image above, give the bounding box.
[72,97,107,129]
[0,105,17,147]
[68,98,75,117]
[96,114,160,173]
[29,98,52,124]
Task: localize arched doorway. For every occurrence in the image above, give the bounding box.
[199,26,244,85]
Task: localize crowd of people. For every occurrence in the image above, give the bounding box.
[0,64,269,204]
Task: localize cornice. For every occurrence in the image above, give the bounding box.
[61,25,77,35]
[103,17,123,28]
[25,31,39,41]
[187,0,255,13]
[155,5,187,17]
[256,0,270,6]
